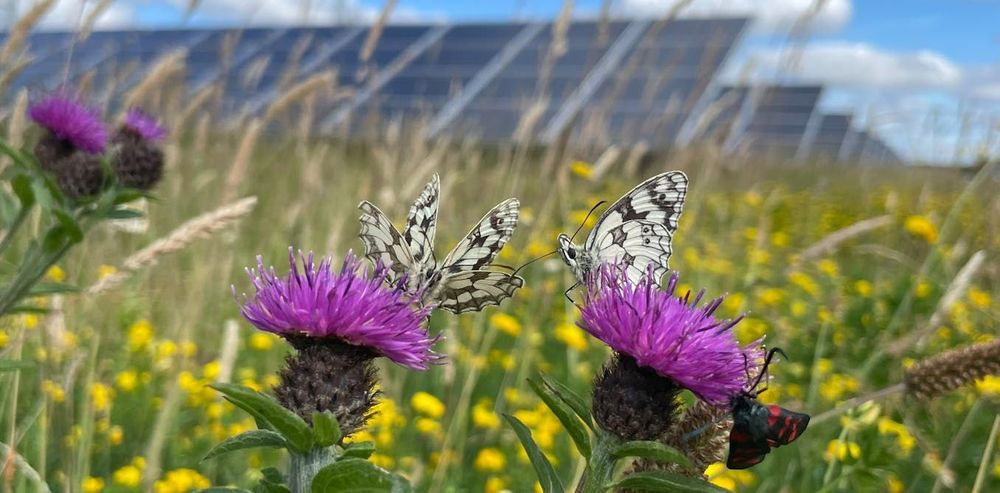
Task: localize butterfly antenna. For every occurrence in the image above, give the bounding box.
[511,250,558,277]
[569,200,607,242]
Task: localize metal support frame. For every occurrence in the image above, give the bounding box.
[319,24,452,133]
[424,22,544,139]
[539,19,651,144]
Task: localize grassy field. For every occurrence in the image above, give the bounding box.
[1,123,997,492]
[0,7,998,491]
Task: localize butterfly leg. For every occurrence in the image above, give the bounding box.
[563,281,580,305]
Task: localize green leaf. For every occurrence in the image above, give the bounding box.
[28,282,79,296]
[113,189,153,205]
[105,207,144,220]
[260,468,285,484]
[41,226,71,253]
[539,373,593,429]
[607,472,729,492]
[503,415,563,493]
[257,480,292,493]
[202,430,288,461]
[5,305,49,315]
[52,209,83,242]
[340,441,375,459]
[198,489,254,493]
[313,411,342,448]
[11,174,34,208]
[209,383,313,452]
[610,441,692,469]
[311,458,412,493]
[0,360,33,372]
[528,378,591,457]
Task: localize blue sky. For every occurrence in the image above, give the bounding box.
[11,0,999,163]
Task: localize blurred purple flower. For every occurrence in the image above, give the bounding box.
[123,108,167,142]
[235,249,439,370]
[28,93,107,154]
[579,264,761,405]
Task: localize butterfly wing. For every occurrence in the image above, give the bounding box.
[584,171,687,283]
[359,201,416,281]
[440,198,519,271]
[432,268,524,314]
[403,174,440,270]
[764,405,810,447]
[726,429,770,469]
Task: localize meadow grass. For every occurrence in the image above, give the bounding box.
[1,128,997,492]
[0,7,999,492]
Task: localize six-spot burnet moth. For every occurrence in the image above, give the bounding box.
[726,347,811,470]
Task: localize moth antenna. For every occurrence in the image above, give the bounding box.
[511,250,558,277]
[750,347,786,394]
[569,200,607,242]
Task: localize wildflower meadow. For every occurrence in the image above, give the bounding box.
[1,3,999,493]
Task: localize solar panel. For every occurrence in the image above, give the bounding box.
[808,114,852,159]
[570,18,748,149]
[731,85,823,156]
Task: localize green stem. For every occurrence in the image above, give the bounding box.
[289,448,336,493]
[0,206,30,254]
[577,432,619,493]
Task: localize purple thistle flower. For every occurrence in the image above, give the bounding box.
[579,264,761,405]
[28,93,108,154]
[236,249,440,370]
[122,108,167,142]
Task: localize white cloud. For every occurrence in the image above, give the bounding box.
[619,0,852,33]
[741,41,963,90]
[165,0,444,26]
[2,0,136,30]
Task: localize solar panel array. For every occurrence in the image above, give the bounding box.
[3,19,901,163]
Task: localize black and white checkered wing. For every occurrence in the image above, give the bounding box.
[440,198,519,271]
[359,201,415,282]
[585,171,687,283]
[434,268,524,314]
[403,174,440,270]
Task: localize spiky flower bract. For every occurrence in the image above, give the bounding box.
[29,93,108,155]
[579,264,760,405]
[236,249,439,370]
[113,109,167,190]
[122,108,167,142]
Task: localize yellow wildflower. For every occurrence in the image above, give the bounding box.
[820,373,859,402]
[705,463,756,491]
[127,320,154,352]
[21,314,39,329]
[91,383,113,412]
[554,323,588,350]
[743,191,763,207]
[370,454,395,469]
[249,332,274,351]
[916,280,932,298]
[116,370,139,392]
[490,313,522,337]
[202,360,221,380]
[975,375,1000,395]
[0,331,8,349]
[154,468,211,493]
[569,160,593,179]
[109,425,123,446]
[180,341,197,357]
[824,439,861,462]
[853,280,873,297]
[967,287,992,309]
[485,476,508,493]
[474,448,506,472]
[97,264,117,279]
[46,265,66,282]
[411,391,446,418]
[818,259,839,277]
[904,215,938,243]
[42,379,65,403]
[82,477,104,493]
[756,287,784,307]
[113,465,142,487]
[415,417,442,437]
[472,399,501,430]
[877,417,915,454]
[788,271,819,297]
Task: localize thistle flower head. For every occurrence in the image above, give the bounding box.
[29,93,107,154]
[122,108,167,142]
[579,264,761,405]
[236,249,439,370]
